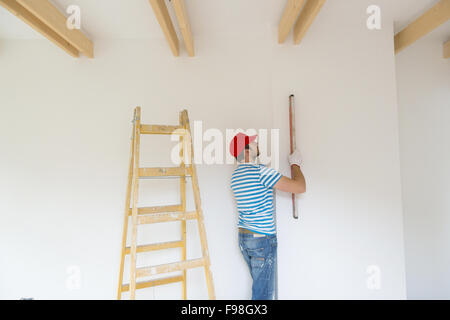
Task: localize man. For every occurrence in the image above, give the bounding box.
[230,132,306,300]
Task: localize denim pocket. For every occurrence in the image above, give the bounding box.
[247,247,265,258]
[247,246,266,278]
[250,256,265,269]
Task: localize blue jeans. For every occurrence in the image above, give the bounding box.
[238,232,277,300]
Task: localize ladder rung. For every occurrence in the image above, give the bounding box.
[121,275,183,292]
[139,167,191,178]
[128,204,183,216]
[138,211,197,224]
[136,258,205,278]
[140,125,185,135]
[125,240,184,254]
[136,176,192,180]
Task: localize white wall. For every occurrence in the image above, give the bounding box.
[271,1,406,299]
[0,0,406,299]
[396,23,450,299]
[0,36,274,300]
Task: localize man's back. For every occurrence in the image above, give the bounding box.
[230,163,282,235]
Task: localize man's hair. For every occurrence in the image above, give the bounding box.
[236,144,250,163]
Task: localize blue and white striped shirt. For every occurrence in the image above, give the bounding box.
[230,163,282,235]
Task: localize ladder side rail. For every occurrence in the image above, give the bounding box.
[117,111,136,299]
[129,107,142,299]
[179,111,188,300]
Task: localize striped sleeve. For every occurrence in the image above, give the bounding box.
[258,165,282,188]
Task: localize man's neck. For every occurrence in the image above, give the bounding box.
[241,158,258,165]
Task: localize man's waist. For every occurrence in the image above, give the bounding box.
[238,228,274,237]
[239,228,258,234]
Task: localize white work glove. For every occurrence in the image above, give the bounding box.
[288,149,303,167]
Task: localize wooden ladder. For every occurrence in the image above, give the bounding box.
[117,107,215,300]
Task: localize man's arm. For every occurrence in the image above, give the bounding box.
[273,149,306,194]
[274,165,306,194]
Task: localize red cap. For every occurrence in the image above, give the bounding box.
[229,133,257,158]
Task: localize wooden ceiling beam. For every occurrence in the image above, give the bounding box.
[444,40,450,58]
[293,0,326,45]
[172,0,194,56]
[394,0,450,54]
[278,0,305,44]
[14,0,93,57]
[148,0,180,57]
[0,0,80,57]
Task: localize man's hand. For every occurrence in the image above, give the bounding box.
[273,149,306,194]
[288,149,303,167]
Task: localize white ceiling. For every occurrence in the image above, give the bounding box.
[0,0,447,40]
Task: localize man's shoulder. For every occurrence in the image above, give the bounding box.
[233,164,259,171]
[231,164,259,179]
[256,164,272,173]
